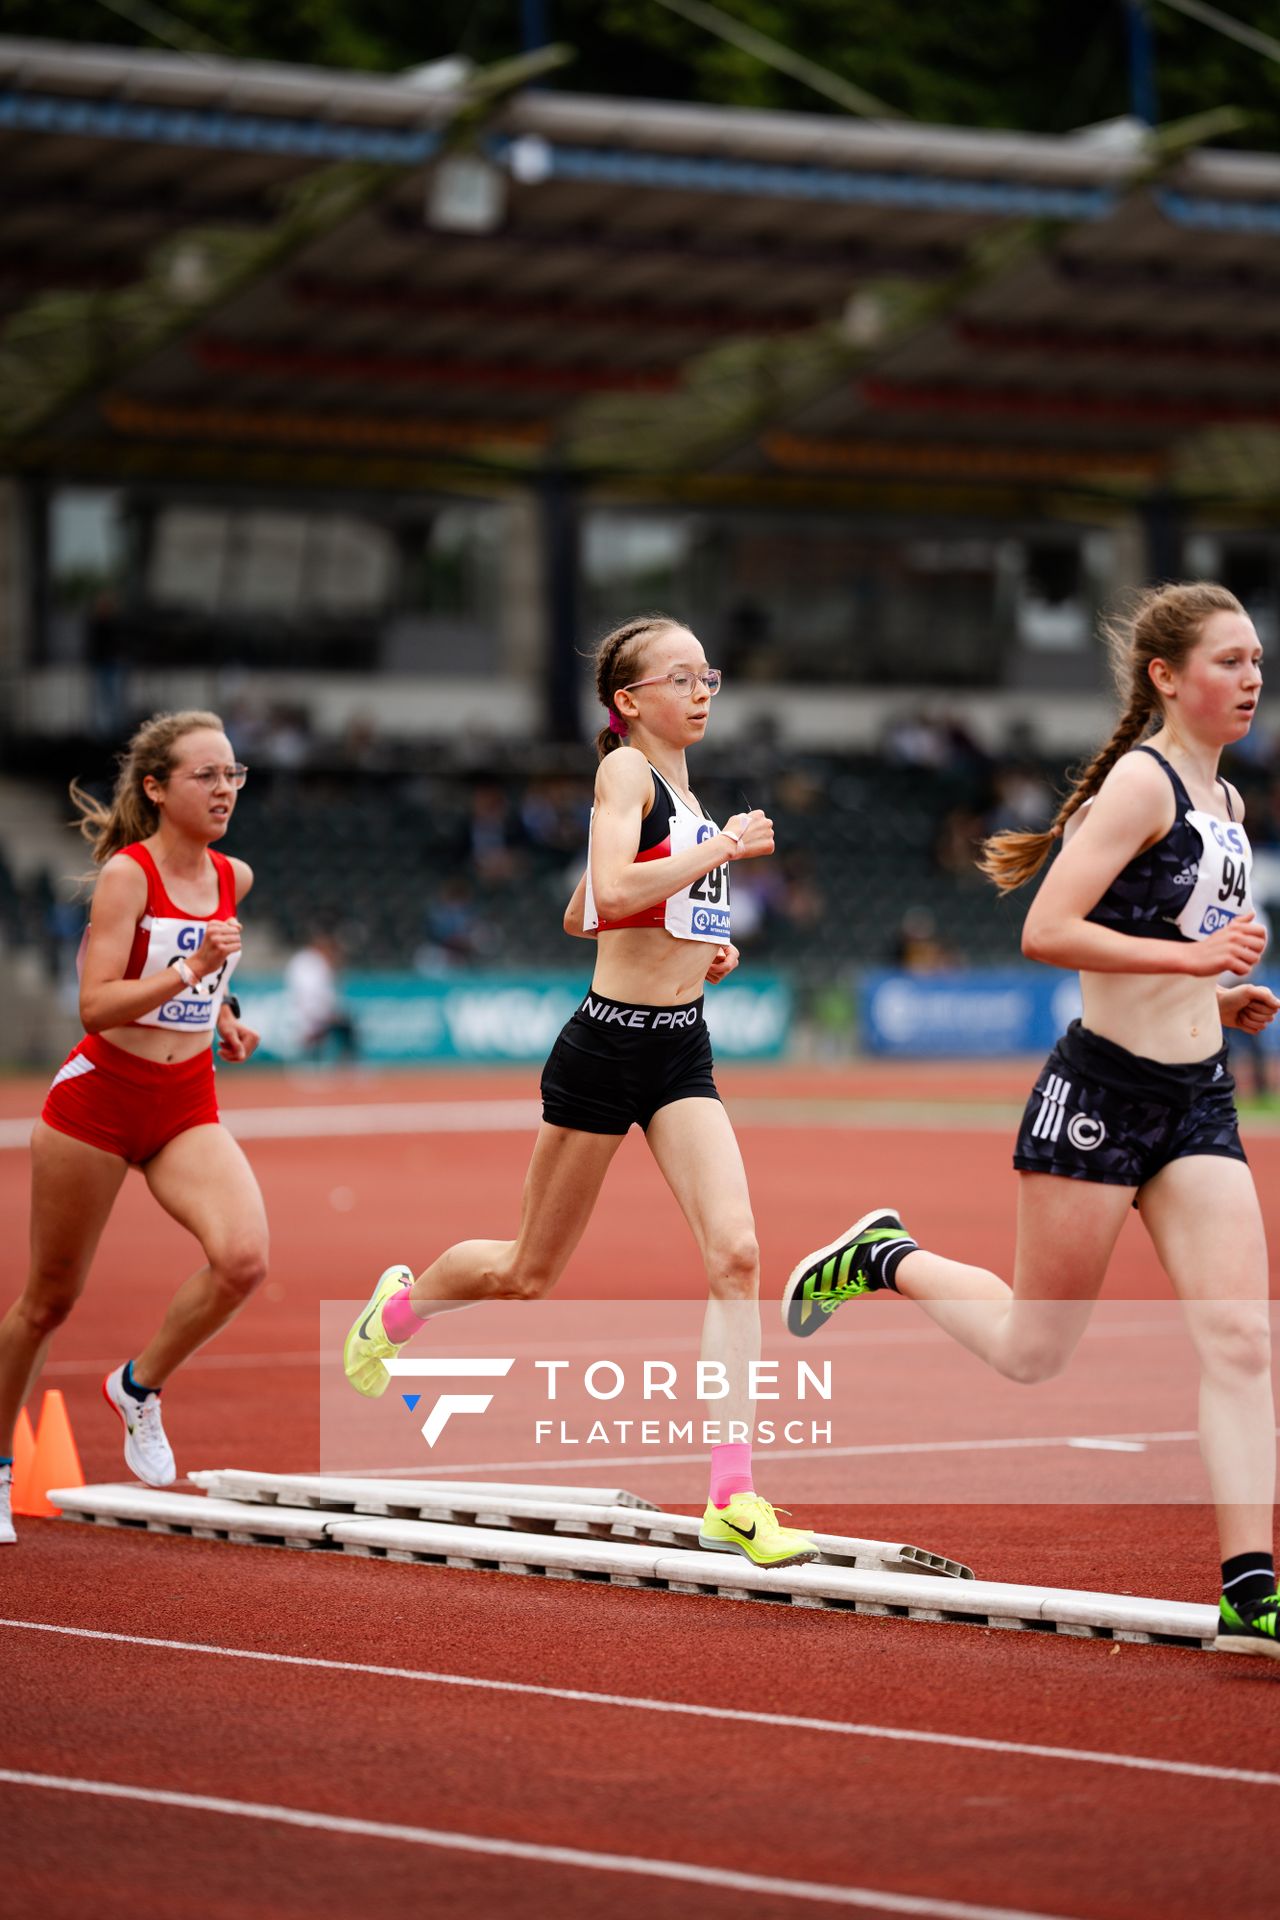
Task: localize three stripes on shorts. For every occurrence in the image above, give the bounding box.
[1032,1072,1071,1143]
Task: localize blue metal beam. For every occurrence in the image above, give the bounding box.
[7,85,1280,232]
[0,89,441,164]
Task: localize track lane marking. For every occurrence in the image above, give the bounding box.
[15,1093,1276,1150]
[0,1768,1092,1918]
[3,1619,1275,1788]
[347,1427,1213,1477]
[37,1316,1192,1376]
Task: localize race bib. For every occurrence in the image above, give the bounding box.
[1174,811,1254,942]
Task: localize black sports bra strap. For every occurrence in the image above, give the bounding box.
[1135,742,1235,819]
[1133,743,1190,807]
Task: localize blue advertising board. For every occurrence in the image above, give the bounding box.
[234,972,793,1064]
[859,968,1083,1058]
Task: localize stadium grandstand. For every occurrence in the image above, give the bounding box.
[3,27,1280,1064]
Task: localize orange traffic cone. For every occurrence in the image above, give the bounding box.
[17,1389,84,1517]
[10,1405,35,1511]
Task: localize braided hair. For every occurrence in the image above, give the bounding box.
[978,581,1245,893]
[591,614,682,760]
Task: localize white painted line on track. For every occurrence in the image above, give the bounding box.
[37,1316,1188,1378]
[3,1620,1275,1788]
[356,1428,1207,1478]
[0,1768,1140,1918]
[8,1094,1280,1151]
[0,1098,1049,1151]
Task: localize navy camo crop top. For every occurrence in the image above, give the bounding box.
[1085,745,1253,944]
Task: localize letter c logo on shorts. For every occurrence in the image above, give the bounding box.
[1066,1113,1106,1152]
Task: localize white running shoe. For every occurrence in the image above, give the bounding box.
[102,1364,176,1487]
[0,1464,15,1545]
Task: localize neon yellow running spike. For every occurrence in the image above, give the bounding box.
[697,1492,819,1569]
[343,1264,414,1399]
[1216,1590,1280,1660]
[781,1207,912,1339]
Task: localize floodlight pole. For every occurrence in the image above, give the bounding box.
[1124,0,1159,126]
[540,463,582,743]
[522,0,550,53]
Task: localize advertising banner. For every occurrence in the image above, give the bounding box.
[859,968,1083,1057]
[235,971,793,1064]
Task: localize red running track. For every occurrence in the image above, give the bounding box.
[1,1061,1278,1919]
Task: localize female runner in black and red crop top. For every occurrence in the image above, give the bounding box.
[343,614,818,1571]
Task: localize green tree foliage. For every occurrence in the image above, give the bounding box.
[5,0,1279,145]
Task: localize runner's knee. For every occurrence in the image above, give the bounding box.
[706,1228,760,1299]
[999,1342,1071,1386]
[18,1274,83,1339]
[1196,1306,1272,1382]
[211,1242,268,1305]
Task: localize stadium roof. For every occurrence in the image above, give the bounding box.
[5,34,1280,511]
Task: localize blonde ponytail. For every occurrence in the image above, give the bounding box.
[71,709,224,865]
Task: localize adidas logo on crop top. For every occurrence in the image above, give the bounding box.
[583,761,731,944]
[1085,746,1254,944]
[76,843,241,1032]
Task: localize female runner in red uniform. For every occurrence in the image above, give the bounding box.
[0,710,267,1544]
[344,615,817,1568]
[783,583,1280,1655]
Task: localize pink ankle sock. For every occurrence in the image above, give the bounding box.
[709,1441,753,1508]
[381,1285,426,1345]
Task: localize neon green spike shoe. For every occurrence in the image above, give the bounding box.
[342,1265,414,1399]
[698,1492,819,1569]
[1216,1590,1280,1660]
[781,1207,914,1340]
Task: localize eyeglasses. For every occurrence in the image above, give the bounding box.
[621,668,723,697]
[185,765,249,790]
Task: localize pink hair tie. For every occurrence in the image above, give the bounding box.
[608,710,628,736]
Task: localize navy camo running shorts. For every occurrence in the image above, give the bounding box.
[1013,1018,1246,1190]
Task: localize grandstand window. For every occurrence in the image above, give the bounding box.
[1186,534,1279,648]
[582,508,1110,689]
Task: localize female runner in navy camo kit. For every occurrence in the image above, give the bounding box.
[784,583,1280,1657]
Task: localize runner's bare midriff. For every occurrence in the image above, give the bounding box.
[98,1024,217,1066]
[1079,968,1223,1064]
[590,926,717,1005]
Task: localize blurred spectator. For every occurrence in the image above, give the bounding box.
[895,906,956,973]
[284,930,358,1062]
[935,804,988,879]
[260,705,314,773]
[416,878,497,972]
[1222,903,1273,1100]
[468,781,521,885]
[883,711,951,771]
[985,761,1054,837]
[519,776,591,855]
[87,591,128,740]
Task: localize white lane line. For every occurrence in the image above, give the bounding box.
[43,1350,327,1377]
[0,1769,1099,1918]
[0,1099,1035,1151]
[7,1096,1280,1150]
[38,1317,1187,1378]
[355,1429,1207,1478]
[3,1620,1275,1788]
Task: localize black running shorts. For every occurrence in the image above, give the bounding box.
[540,991,721,1135]
[1012,1018,1246,1190]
